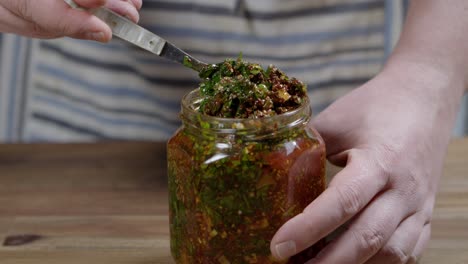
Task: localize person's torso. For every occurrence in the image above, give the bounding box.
[0,0,406,142]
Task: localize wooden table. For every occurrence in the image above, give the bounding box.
[0,139,467,264]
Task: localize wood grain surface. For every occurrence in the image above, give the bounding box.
[0,139,466,264]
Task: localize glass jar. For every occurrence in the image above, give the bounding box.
[167,89,326,264]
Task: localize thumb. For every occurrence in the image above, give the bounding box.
[270,153,385,261]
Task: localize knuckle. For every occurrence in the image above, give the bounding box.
[56,20,73,36]
[393,172,420,204]
[124,2,139,21]
[16,0,32,20]
[107,0,139,21]
[25,21,55,38]
[30,22,46,37]
[407,174,420,196]
[423,207,434,224]
[335,184,363,217]
[351,227,385,253]
[135,0,143,9]
[379,245,409,264]
[56,12,82,37]
[372,143,400,182]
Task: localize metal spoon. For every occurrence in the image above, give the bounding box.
[64,0,209,72]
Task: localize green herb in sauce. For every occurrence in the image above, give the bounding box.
[183,56,194,69]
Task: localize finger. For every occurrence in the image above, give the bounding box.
[365,213,424,264]
[74,0,107,8]
[105,0,140,22]
[305,191,410,264]
[128,0,143,10]
[42,1,112,41]
[409,223,431,263]
[1,0,111,41]
[270,153,388,261]
[56,1,112,41]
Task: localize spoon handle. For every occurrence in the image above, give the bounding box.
[64,0,208,72]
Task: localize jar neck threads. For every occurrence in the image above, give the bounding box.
[180,89,312,140]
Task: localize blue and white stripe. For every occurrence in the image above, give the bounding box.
[5,0,457,142]
[0,35,34,142]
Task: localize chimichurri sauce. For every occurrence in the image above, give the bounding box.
[168,57,326,264]
[198,57,308,118]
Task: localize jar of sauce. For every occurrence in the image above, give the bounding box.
[167,89,326,264]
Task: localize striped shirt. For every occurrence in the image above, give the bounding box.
[3,0,463,142]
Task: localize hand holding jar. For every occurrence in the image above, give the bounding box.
[0,0,141,42]
[270,0,468,263]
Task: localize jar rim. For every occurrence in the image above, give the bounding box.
[180,89,312,134]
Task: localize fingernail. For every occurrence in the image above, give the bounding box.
[274,241,296,260]
[86,32,105,42]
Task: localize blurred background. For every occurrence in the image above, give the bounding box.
[0,0,466,142]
